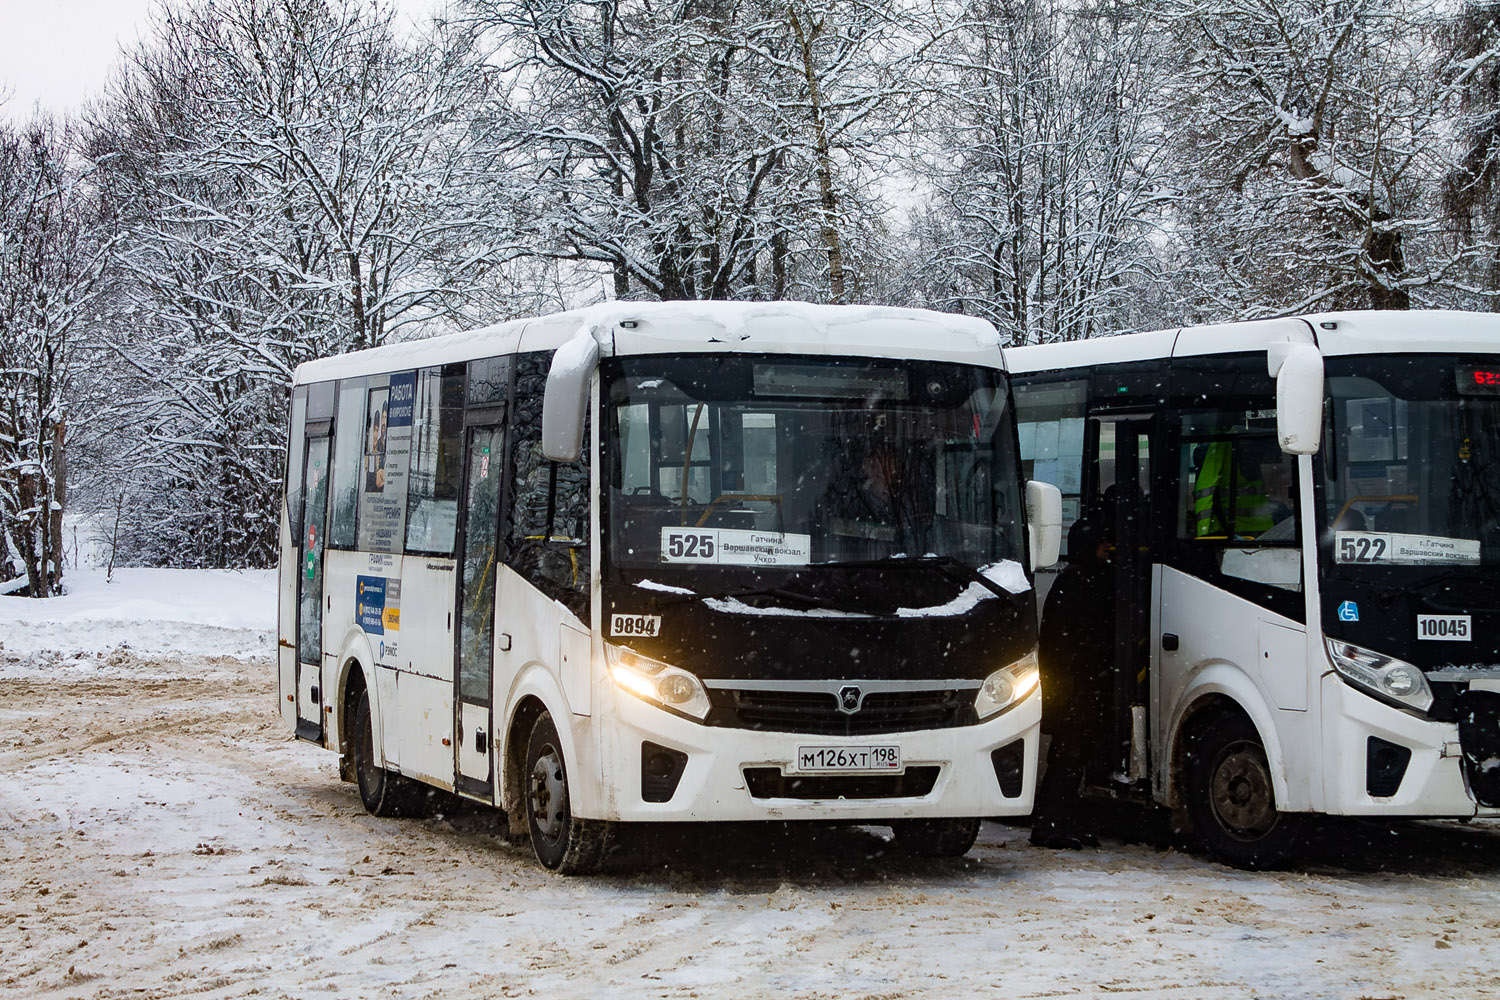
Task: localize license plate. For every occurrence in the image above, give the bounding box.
[793,744,901,773]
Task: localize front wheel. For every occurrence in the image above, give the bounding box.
[1186,713,1303,869]
[891,817,981,858]
[524,712,614,873]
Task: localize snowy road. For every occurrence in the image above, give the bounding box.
[3,610,1500,997]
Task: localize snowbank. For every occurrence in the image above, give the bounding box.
[0,566,275,671]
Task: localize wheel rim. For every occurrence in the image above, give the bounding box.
[1209,739,1278,840]
[529,743,567,844]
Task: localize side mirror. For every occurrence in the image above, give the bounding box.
[541,333,599,463]
[1267,343,1323,455]
[1026,480,1063,571]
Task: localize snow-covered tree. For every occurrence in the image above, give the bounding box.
[1439,1,1500,299]
[0,115,112,595]
[84,0,540,567]
[1161,0,1477,314]
[903,0,1174,342]
[461,0,920,302]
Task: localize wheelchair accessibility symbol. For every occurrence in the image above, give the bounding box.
[1338,600,1360,622]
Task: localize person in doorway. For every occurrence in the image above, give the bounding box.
[1193,437,1280,538]
[1030,517,1115,850]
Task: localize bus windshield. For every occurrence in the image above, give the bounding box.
[1319,354,1500,575]
[604,355,1024,578]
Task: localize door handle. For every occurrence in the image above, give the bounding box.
[475,728,488,754]
[1162,633,1180,652]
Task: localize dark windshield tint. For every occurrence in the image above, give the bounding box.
[1320,354,1500,572]
[605,355,1024,574]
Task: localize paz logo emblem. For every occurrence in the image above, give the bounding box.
[837,685,863,714]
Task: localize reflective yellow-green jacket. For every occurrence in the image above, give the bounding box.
[1194,441,1273,537]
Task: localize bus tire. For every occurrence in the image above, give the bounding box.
[352,688,427,818]
[524,711,614,874]
[891,816,981,858]
[1187,712,1303,870]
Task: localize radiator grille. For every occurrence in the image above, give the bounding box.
[707,687,975,735]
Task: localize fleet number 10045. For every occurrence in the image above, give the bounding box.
[1417,614,1471,641]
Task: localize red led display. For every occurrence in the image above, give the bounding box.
[1457,365,1500,396]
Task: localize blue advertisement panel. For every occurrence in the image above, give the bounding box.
[356,575,386,634]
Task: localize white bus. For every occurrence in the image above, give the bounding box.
[1009,310,1500,868]
[278,302,1062,872]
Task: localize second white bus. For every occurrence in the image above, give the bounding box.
[1010,310,1500,867]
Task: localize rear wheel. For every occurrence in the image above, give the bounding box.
[891,817,981,858]
[524,711,614,873]
[1186,712,1303,869]
[352,689,430,818]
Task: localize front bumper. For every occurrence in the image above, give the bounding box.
[580,680,1040,823]
[1320,674,1499,817]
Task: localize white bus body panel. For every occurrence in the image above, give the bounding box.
[1154,566,1316,812]
[605,301,1001,364]
[392,557,457,787]
[493,564,587,803]
[1313,309,1500,357]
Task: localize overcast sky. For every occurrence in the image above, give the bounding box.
[0,0,438,126]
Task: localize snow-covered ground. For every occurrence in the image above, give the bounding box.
[0,566,276,667]
[3,568,1500,999]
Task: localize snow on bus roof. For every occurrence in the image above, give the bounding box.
[1308,309,1500,356]
[1006,310,1500,375]
[294,302,1003,385]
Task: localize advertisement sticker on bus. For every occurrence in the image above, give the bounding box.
[356,575,386,634]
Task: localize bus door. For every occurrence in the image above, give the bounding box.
[454,420,506,799]
[296,433,331,742]
[1088,416,1155,786]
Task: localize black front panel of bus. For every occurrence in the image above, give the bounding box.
[602,575,1034,687]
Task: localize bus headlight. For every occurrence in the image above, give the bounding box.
[975,649,1041,720]
[606,644,712,720]
[1325,638,1434,713]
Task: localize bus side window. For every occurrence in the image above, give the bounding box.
[506,350,590,619]
[1172,411,1302,605]
[405,364,466,556]
[1012,378,1087,561]
[286,386,309,536]
[329,377,366,548]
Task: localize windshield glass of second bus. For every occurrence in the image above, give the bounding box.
[604,355,1024,578]
[1321,354,1500,574]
